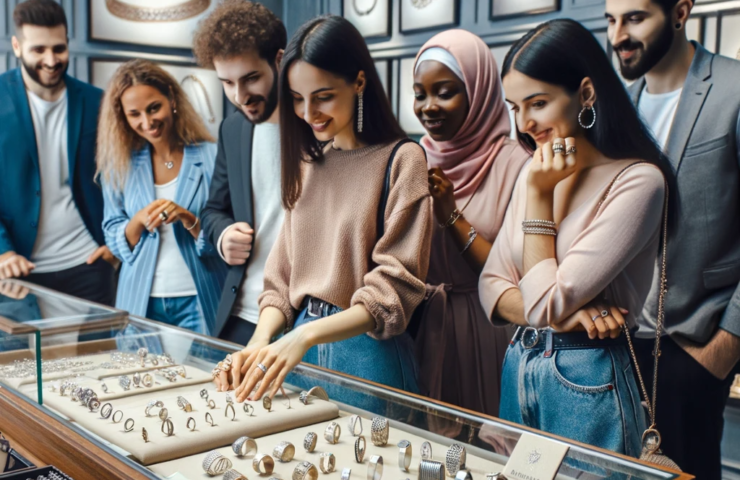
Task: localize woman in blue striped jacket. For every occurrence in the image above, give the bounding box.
[97,60,227,335]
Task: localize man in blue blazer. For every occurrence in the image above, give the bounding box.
[0,0,116,305]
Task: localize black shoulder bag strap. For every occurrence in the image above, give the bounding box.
[377,138,420,239]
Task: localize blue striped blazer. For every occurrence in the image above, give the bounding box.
[102,142,227,334]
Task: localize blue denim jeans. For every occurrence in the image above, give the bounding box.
[146,296,207,335]
[500,335,646,460]
[285,304,420,415]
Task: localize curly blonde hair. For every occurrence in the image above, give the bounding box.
[96,59,214,190]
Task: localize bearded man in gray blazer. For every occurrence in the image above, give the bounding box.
[606,0,740,477]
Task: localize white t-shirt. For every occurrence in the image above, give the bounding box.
[150,177,198,297]
[27,89,99,272]
[218,122,284,324]
[638,86,683,150]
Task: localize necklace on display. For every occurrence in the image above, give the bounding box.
[353,0,378,16]
[181,75,217,124]
[411,0,433,9]
[105,0,210,23]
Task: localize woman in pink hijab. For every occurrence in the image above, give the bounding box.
[412,30,530,418]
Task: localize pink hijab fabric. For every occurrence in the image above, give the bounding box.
[415,30,512,199]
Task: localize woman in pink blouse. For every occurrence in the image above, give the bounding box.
[479,19,672,457]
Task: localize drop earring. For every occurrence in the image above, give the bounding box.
[357,91,364,133]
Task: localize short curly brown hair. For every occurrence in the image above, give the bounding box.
[193,0,286,69]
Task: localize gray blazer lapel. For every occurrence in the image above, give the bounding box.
[240,120,255,227]
[664,44,713,172]
[175,145,203,210]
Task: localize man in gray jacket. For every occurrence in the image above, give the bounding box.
[606,0,740,477]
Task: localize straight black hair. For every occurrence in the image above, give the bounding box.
[278,14,406,209]
[502,19,676,218]
[14,0,67,35]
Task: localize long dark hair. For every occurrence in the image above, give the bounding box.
[502,19,675,202]
[279,14,406,209]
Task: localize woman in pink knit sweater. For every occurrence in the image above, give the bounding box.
[479,19,673,457]
[212,15,433,411]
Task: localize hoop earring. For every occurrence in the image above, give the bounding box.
[357,91,364,133]
[578,105,596,129]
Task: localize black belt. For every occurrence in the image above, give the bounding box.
[300,296,337,318]
[511,326,628,358]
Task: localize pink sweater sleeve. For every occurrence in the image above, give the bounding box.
[519,165,665,328]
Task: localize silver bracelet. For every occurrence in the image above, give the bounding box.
[460,226,477,254]
[522,226,557,236]
[186,216,200,231]
[522,219,556,229]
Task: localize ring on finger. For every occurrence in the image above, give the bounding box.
[591,314,600,322]
[601,310,609,318]
[257,363,268,374]
[566,145,577,155]
[552,143,565,154]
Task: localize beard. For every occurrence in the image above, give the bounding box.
[243,65,279,124]
[615,19,674,81]
[21,55,67,88]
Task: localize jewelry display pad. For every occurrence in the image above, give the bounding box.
[149,411,507,478]
[25,383,338,465]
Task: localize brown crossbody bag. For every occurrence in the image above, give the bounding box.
[597,162,680,470]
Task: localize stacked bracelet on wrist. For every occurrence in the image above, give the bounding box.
[522,219,557,236]
[186,217,200,231]
[440,209,462,229]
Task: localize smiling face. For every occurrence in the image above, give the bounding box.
[287,60,363,144]
[502,69,583,147]
[605,0,675,81]
[119,84,175,146]
[12,24,69,89]
[413,60,469,142]
[214,49,280,123]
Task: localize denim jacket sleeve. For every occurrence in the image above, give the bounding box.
[102,178,146,265]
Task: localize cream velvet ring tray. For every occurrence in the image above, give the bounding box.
[23,382,339,465]
[150,411,508,479]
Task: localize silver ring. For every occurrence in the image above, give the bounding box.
[187,417,196,431]
[200,388,209,401]
[233,436,258,457]
[118,375,131,391]
[342,468,352,480]
[161,418,174,436]
[133,371,141,388]
[225,403,236,421]
[124,418,135,432]
[253,453,275,475]
[112,410,123,423]
[145,400,164,417]
[445,445,466,478]
[304,432,318,452]
[320,453,336,474]
[370,417,389,446]
[160,210,169,221]
[224,469,249,480]
[325,421,341,444]
[421,441,433,460]
[349,414,363,436]
[177,396,192,412]
[591,314,600,322]
[367,455,383,480]
[420,460,445,480]
[355,436,366,463]
[159,407,169,421]
[205,412,215,426]
[257,363,268,373]
[101,383,108,393]
[243,403,254,416]
[203,450,233,476]
[601,309,609,317]
[142,373,154,388]
[100,403,113,419]
[398,440,412,472]
[293,461,319,480]
[273,441,296,462]
[455,471,473,480]
[552,143,565,154]
[566,145,577,155]
[208,399,216,409]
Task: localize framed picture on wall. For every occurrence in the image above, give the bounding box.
[719,12,740,60]
[490,0,559,20]
[375,60,390,99]
[397,57,425,135]
[90,58,225,139]
[89,0,218,48]
[400,0,459,34]
[343,0,390,38]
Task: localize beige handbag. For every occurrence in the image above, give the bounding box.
[598,163,681,471]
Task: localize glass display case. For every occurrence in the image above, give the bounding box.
[0,280,692,480]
